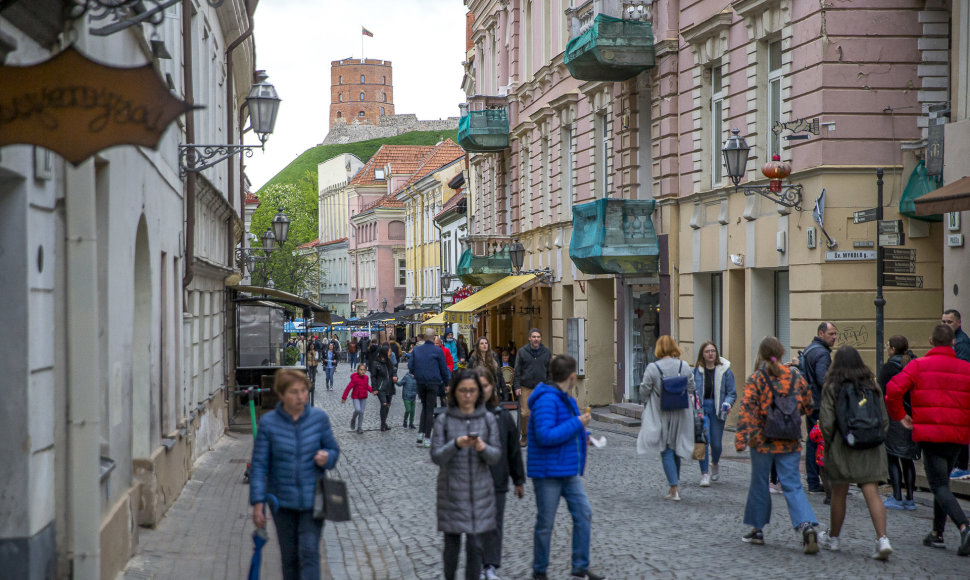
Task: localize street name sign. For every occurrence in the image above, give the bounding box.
[853,208,878,224]
[825,250,877,261]
[883,274,923,288]
[883,260,916,274]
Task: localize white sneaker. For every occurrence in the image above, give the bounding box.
[700,473,711,487]
[483,565,501,580]
[872,536,892,560]
[416,434,424,446]
[424,438,431,448]
[711,464,720,481]
[817,530,840,551]
[769,482,783,494]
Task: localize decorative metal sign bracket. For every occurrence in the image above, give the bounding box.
[66,0,227,37]
[772,117,820,141]
[178,144,262,176]
[740,183,803,209]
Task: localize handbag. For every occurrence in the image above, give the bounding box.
[658,361,689,411]
[313,472,351,522]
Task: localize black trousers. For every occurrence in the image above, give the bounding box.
[379,394,393,427]
[418,383,438,438]
[481,491,507,568]
[443,532,483,580]
[921,441,970,534]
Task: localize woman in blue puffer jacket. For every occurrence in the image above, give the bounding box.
[250,369,340,580]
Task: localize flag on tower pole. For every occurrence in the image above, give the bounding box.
[362,27,373,37]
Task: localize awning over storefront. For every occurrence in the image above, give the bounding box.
[443,274,537,324]
[230,285,331,324]
[422,313,448,326]
[913,175,970,215]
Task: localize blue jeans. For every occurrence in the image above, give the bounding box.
[699,399,725,473]
[272,507,323,580]
[660,447,681,486]
[349,352,357,367]
[744,450,818,530]
[533,476,592,574]
[325,366,335,389]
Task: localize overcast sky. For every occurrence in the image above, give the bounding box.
[244,0,468,190]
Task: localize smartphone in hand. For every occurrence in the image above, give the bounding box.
[468,432,480,439]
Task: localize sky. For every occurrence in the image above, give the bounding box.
[244,0,469,190]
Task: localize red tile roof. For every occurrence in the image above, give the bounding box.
[317,237,349,247]
[297,238,319,249]
[245,192,260,205]
[435,189,466,220]
[392,139,466,195]
[349,144,436,186]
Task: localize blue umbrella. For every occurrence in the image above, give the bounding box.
[248,495,278,580]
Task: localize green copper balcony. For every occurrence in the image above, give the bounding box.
[457,109,510,153]
[564,13,655,81]
[569,198,659,275]
[456,247,513,286]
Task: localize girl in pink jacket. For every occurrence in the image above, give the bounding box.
[343,363,373,434]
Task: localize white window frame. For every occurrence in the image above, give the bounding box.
[561,123,574,214]
[710,65,725,188]
[766,39,783,160]
[397,259,406,287]
[594,112,610,199]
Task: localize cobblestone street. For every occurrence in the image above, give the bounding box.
[125,364,970,579]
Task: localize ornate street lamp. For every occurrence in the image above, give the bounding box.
[509,238,525,273]
[179,71,282,175]
[271,206,290,245]
[721,129,803,208]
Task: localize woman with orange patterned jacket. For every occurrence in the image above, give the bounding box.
[735,336,820,554]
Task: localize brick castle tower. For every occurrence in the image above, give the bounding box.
[329,58,394,129]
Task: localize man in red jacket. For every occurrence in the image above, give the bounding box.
[887,324,970,555]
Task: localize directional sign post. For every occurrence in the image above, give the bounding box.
[878,220,905,246]
[883,274,923,288]
[883,259,916,274]
[853,208,878,224]
[883,248,916,261]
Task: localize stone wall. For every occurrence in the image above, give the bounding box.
[322,114,459,145]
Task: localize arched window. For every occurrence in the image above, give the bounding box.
[360,92,365,101]
[337,111,342,118]
[338,94,343,102]
[382,76,386,84]
[339,75,342,84]
[360,74,365,83]
[382,93,387,102]
[380,107,385,116]
[359,111,365,117]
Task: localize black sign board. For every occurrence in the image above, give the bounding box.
[883,274,923,288]
[853,208,878,224]
[883,248,916,261]
[883,260,916,274]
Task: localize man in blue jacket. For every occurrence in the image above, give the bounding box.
[799,322,837,493]
[527,355,604,580]
[408,328,452,448]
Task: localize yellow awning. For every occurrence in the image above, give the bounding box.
[443,274,537,325]
[422,312,448,326]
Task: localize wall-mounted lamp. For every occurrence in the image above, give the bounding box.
[722,129,803,209]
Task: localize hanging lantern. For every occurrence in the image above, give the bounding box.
[762,154,791,193]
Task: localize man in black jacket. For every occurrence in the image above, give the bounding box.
[801,321,837,493]
[408,329,452,447]
[514,328,551,448]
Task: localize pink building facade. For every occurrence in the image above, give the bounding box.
[348,145,433,317]
[463,0,945,404]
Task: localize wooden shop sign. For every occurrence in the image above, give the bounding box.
[0,47,195,165]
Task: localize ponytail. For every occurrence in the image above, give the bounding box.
[756,336,786,378]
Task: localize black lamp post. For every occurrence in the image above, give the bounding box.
[236,208,291,279]
[271,206,290,245]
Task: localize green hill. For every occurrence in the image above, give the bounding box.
[257,130,455,193]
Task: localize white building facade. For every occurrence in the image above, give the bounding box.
[0,1,259,577]
[316,154,364,316]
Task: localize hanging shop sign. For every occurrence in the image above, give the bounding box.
[0,47,195,164]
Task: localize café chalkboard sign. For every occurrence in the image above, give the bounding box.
[0,47,195,164]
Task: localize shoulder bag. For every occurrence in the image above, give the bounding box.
[313,471,351,522]
[659,361,690,411]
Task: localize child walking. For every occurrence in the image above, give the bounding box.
[400,372,418,429]
[342,364,373,434]
[808,424,831,505]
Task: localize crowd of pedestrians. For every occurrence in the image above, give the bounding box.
[250,308,970,579]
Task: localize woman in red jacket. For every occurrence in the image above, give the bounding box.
[886,324,970,554]
[343,363,373,434]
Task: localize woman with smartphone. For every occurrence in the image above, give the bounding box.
[431,368,501,580]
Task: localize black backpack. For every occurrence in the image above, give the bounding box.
[761,370,802,440]
[836,381,886,449]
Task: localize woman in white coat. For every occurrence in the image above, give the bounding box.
[637,335,696,501]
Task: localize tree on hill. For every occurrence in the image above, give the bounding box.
[249,171,321,296]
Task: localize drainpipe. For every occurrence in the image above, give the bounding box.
[226,0,257,244]
[182,0,196,288]
[65,160,102,579]
[433,218,445,311]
